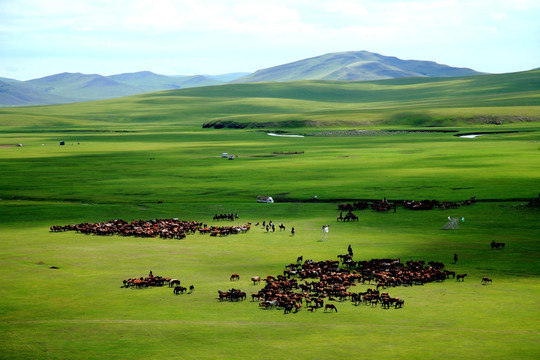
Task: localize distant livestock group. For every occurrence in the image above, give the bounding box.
[247,253,418,314]
[337,197,476,214]
[51,218,252,239]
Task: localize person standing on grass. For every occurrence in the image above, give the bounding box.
[454,253,458,264]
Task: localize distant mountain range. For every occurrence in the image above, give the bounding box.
[0,51,488,106]
[234,51,483,83]
[0,71,250,106]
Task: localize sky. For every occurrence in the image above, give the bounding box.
[1,0,539,80]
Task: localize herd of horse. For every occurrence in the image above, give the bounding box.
[121,272,195,295]
[337,211,359,221]
[245,250,494,313]
[337,197,476,213]
[51,218,251,239]
[241,252,459,314]
[51,218,200,239]
[57,201,499,315]
[338,201,395,213]
[213,213,239,221]
[119,253,491,314]
[218,288,247,302]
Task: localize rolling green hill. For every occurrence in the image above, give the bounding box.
[234,51,483,83]
[0,70,538,130]
[0,64,539,360]
[1,50,491,107]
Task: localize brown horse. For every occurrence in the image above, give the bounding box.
[481,277,492,284]
[218,290,228,301]
[457,274,467,282]
[230,273,240,281]
[324,304,338,312]
[173,286,187,295]
[251,276,261,285]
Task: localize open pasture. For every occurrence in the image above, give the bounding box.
[0,199,539,359]
[0,73,539,359]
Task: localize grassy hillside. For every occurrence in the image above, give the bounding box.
[1,70,538,130]
[0,71,538,359]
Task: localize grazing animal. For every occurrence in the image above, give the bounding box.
[394,298,404,309]
[189,285,194,293]
[297,255,303,263]
[491,241,505,249]
[324,304,338,312]
[218,290,228,301]
[169,279,180,287]
[174,286,187,295]
[457,274,467,282]
[251,276,261,285]
[279,223,286,231]
[444,270,456,279]
[481,277,492,284]
[230,273,240,281]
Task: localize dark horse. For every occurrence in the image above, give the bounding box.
[174,286,187,295]
[324,304,338,312]
[457,274,467,282]
[491,241,505,249]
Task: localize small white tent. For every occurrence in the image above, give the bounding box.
[257,196,274,203]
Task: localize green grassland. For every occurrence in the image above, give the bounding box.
[0,72,539,359]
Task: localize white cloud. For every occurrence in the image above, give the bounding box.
[490,12,507,20]
[317,0,369,17]
[0,0,538,79]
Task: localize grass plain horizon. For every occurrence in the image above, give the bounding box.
[0,71,539,359]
